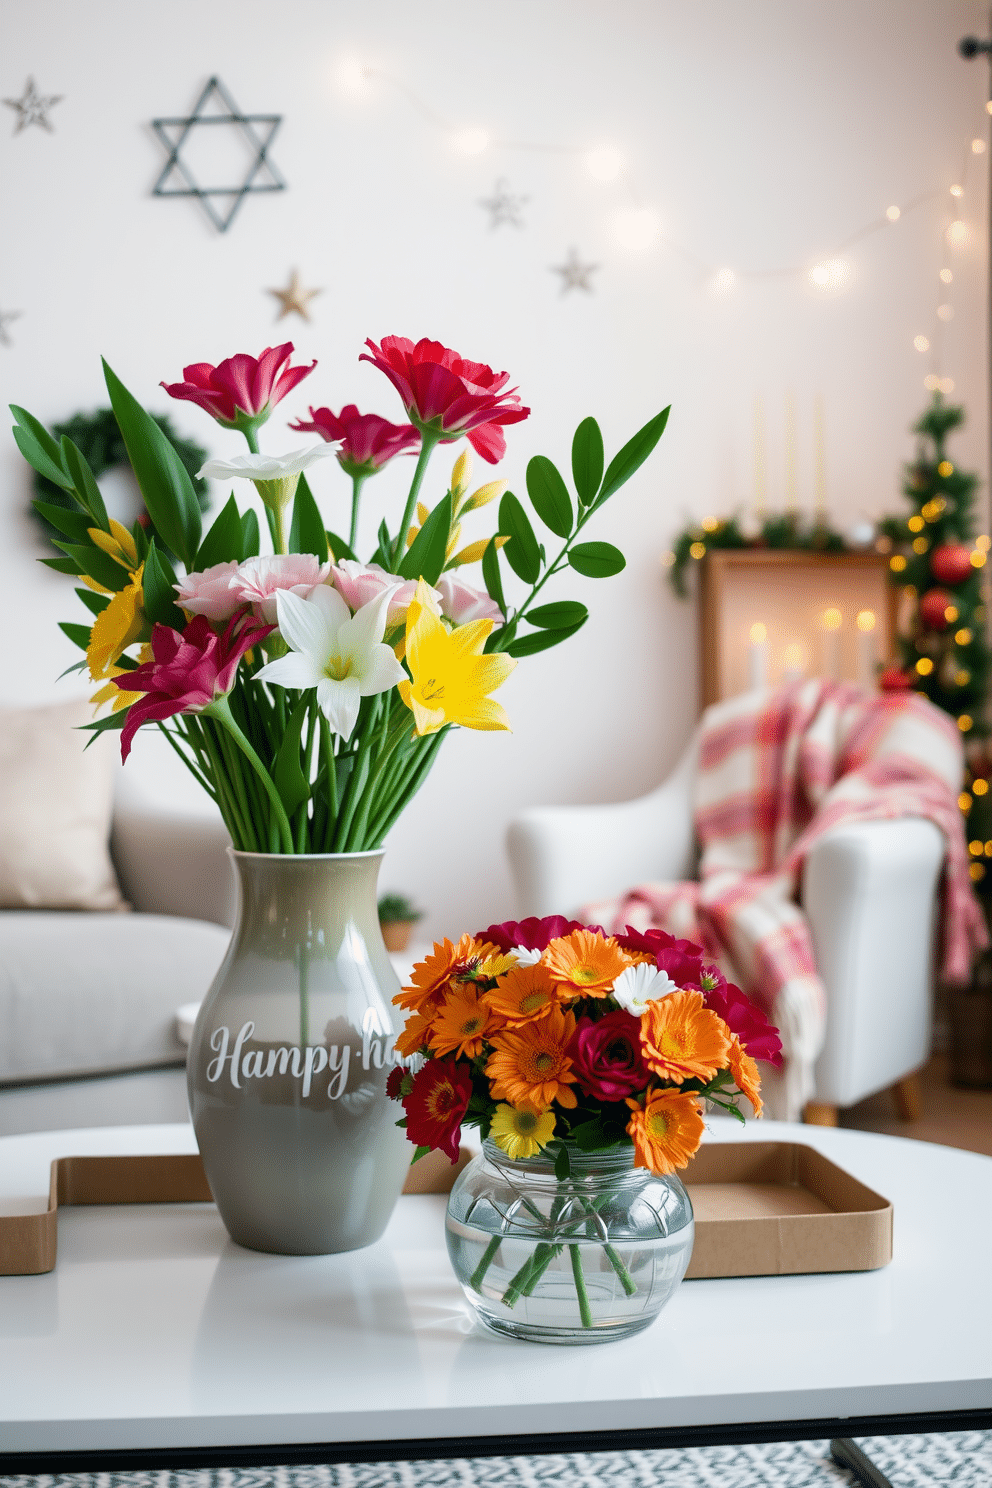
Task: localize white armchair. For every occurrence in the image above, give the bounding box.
[507,732,945,1124]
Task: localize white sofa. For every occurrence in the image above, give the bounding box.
[0,734,234,1137]
[507,732,946,1124]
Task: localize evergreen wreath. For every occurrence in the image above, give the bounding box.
[30,407,209,539]
[667,512,847,597]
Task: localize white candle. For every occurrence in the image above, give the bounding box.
[821,607,842,679]
[748,622,769,689]
[856,609,877,688]
[782,642,804,683]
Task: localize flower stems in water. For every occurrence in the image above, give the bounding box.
[569,1244,593,1330]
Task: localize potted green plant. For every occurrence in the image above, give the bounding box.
[378,893,423,952]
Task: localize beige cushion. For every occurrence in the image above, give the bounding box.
[0,698,125,911]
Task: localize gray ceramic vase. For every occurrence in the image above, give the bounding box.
[187,849,412,1255]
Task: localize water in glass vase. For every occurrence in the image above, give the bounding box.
[445,1141,695,1345]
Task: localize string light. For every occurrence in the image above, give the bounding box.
[950,183,964,197]
[614,208,661,250]
[937,304,955,320]
[972,138,987,154]
[956,628,974,645]
[974,778,990,795]
[924,374,941,391]
[822,608,842,631]
[947,220,967,243]
[937,460,954,477]
[960,792,973,811]
[890,554,907,572]
[914,334,930,351]
[977,535,991,552]
[856,610,876,633]
[940,268,953,283]
[452,127,490,155]
[916,657,934,675]
[586,147,625,181]
[940,377,955,393]
[711,267,737,293]
[885,205,901,221]
[810,259,847,290]
[959,715,974,731]
[750,622,768,644]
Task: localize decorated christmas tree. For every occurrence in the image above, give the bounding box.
[879,393,992,884]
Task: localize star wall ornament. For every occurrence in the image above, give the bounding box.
[268,269,322,321]
[479,178,529,229]
[0,309,22,347]
[552,247,599,294]
[151,76,285,234]
[3,77,63,134]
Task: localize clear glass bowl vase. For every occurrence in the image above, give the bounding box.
[445,1140,694,1345]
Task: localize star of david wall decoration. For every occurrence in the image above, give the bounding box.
[151,77,285,233]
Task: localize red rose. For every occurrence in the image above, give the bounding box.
[403,1058,473,1161]
[569,1010,650,1102]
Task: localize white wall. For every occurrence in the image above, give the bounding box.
[1,0,989,940]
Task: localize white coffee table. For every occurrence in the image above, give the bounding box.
[0,1120,989,1470]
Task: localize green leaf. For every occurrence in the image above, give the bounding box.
[59,621,92,653]
[195,495,243,570]
[80,710,128,741]
[526,600,588,630]
[498,491,541,584]
[75,587,111,617]
[399,493,453,585]
[33,500,92,542]
[102,359,202,567]
[241,509,261,559]
[552,1142,571,1181]
[41,555,85,576]
[273,697,312,817]
[481,535,506,615]
[371,518,392,570]
[142,540,186,628]
[326,530,357,564]
[571,417,604,506]
[598,406,671,504]
[55,541,130,591]
[288,473,329,562]
[11,423,74,492]
[568,541,626,578]
[505,618,586,656]
[11,404,66,468]
[60,437,109,529]
[410,1145,432,1164]
[526,455,573,539]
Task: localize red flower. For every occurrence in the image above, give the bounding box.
[403,1058,473,1162]
[288,404,420,476]
[569,1010,650,1102]
[698,969,783,1068]
[386,1067,406,1100]
[477,915,592,953]
[161,343,316,432]
[115,612,272,761]
[359,336,530,464]
[616,926,707,988]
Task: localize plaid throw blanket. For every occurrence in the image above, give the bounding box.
[584,680,987,1119]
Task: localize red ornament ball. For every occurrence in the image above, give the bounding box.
[919,588,955,630]
[931,543,973,586]
[879,666,914,692]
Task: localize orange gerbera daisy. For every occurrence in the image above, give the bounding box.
[728,1035,763,1118]
[429,986,495,1058]
[485,964,558,1026]
[485,1006,579,1112]
[394,1008,435,1058]
[542,929,633,1000]
[394,934,504,1013]
[625,1088,705,1174]
[639,988,731,1084]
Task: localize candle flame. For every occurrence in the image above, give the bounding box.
[749,622,767,644]
[822,608,842,631]
[856,610,876,633]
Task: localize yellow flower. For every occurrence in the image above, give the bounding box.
[489,1103,556,1160]
[90,666,141,714]
[399,578,515,735]
[451,449,473,502]
[88,520,139,571]
[448,534,509,568]
[86,564,146,680]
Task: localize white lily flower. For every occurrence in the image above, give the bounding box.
[254,584,406,741]
[511,945,543,968]
[197,446,336,481]
[612,962,680,1016]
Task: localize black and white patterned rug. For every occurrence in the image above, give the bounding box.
[2,1434,990,1488]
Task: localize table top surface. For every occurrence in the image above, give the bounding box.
[0,1119,990,1460]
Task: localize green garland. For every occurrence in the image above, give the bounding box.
[667,511,847,598]
[30,407,209,539]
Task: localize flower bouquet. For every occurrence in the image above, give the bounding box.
[391,915,782,1342]
[10,335,674,1258]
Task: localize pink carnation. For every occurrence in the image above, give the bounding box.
[230,554,333,624]
[436,574,502,625]
[330,561,433,628]
[175,560,244,622]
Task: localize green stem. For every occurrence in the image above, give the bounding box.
[469,1235,501,1292]
[521,1242,563,1297]
[349,473,368,551]
[569,1244,593,1329]
[501,1251,539,1309]
[391,432,440,569]
[273,500,289,556]
[206,695,295,853]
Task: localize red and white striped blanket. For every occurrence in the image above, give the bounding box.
[583,680,987,1118]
